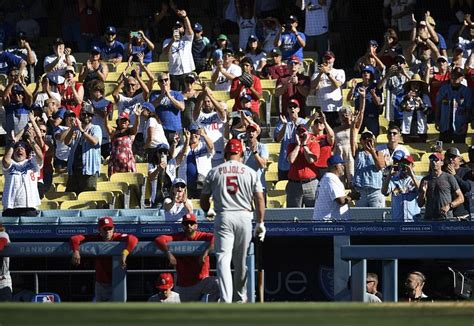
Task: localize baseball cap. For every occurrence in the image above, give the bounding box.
[288,15,298,23]
[429,152,444,161]
[323,51,335,59]
[270,48,282,56]
[12,84,24,93]
[13,140,30,151]
[392,150,405,162]
[98,217,114,230]
[445,147,461,157]
[81,104,95,116]
[288,55,301,64]
[452,67,464,77]
[65,65,76,76]
[185,72,197,82]
[53,37,65,45]
[17,31,26,39]
[174,21,183,28]
[395,54,406,63]
[437,55,448,63]
[362,65,375,75]
[369,39,378,47]
[296,124,307,133]
[141,102,155,113]
[188,123,199,132]
[288,98,300,108]
[361,130,374,138]
[248,34,258,42]
[90,46,101,54]
[182,213,197,223]
[403,155,415,164]
[327,155,345,166]
[155,273,174,290]
[225,139,243,154]
[240,94,252,103]
[246,122,261,134]
[217,34,228,41]
[222,48,234,56]
[156,143,170,152]
[193,22,203,32]
[173,178,187,187]
[118,111,129,120]
[105,26,117,34]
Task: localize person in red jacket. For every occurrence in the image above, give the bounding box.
[154,213,219,302]
[70,216,138,302]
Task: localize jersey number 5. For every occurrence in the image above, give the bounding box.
[226,176,239,195]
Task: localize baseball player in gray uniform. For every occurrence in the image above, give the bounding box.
[200,138,266,303]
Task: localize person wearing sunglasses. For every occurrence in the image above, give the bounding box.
[154,213,219,302]
[417,152,464,220]
[376,125,410,167]
[163,178,193,222]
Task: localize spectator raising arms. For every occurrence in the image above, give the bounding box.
[244,35,267,73]
[211,48,242,92]
[274,15,306,62]
[78,46,109,98]
[43,38,76,86]
[162,178,193,222]
[57,66,84,117]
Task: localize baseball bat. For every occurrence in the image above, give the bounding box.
[255,238,264,303]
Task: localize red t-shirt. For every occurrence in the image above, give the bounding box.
[155,231,214,287]
[276,73,310,117]
[268,64,289,80]
[70,233,139,284]
[311,134,332,168]
[466,68,474,92]
[230,75,262,116]
[429,72,450,116]
[58,82,83,117]
[287,139,320,180]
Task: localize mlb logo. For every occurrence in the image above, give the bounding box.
[32,293,61,303]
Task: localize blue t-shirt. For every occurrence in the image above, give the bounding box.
[94,40,124,60]
[150,91,184,132]
[130,44,152,64]
[0,51,23,74]
[279,31,306,61]
[52,107,67,120]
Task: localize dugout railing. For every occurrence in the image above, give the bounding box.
[0,241,256,302]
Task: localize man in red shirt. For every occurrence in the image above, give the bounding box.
[155,213,219,302]
[286,123,320,207]
[230,57,262,116]
[429,56,450,119]
[275,55,310,116]
[70,216,138,302]
[262,48,288,80]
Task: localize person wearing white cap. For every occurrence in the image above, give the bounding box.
[163,178,193,222]
[243,123,268,192]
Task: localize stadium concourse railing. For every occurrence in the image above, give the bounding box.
[0,241,256,303]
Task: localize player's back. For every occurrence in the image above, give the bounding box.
[203,159,262,213]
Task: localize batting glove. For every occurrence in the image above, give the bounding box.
[254,222,266,242]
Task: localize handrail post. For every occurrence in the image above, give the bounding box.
[246,242,255,303]
[382,259,398,302]
[351,259,366,302]
[112,255,127,302]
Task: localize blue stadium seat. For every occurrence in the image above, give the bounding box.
[41,210,80,218]
[111,216,139,224]
[59,216,99,225]
[264,208,314,221]
[119,209,161,217]
[20,216,59,225]
[0,216,20,225]
[139,215,166,223]
[80,209,120,218]
[194,209,206,221]
[31,292,61,303]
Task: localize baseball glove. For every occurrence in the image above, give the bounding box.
[239,72,254,88]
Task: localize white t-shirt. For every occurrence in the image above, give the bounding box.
[313,172,349,221]
[34,92,61,108]
[310,68,346,112]
[163,33,195,75]
[43,54,77,85]
[54,125,71,161]
[376,143,410,167]
[246,52,267,71]
[196,110,226,160]
[213,64,242,91]
[2,157,42,209]
[145,117,168,149]
[303,0,331,36]
[117,93,146,133]
[238,17,256,50]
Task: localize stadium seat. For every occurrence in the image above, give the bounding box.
[60,200,97,210]
[115,62,140,73]
[74,52,90,63]
[31,292,61,303]
[59,216,98,224]
[348,207,391,221]
[267,200,283,208]
[260,79,276,90]
[41,209,80,218]
[147,61,169,73]
[119,208,161,217]
[105,71,122,82]
[225,99,235,112]
[38,200,59,210]
[267,190,286,208]
[52,173,68,186]
[191,198,201,209]
[266,171,279,183]
[77,191,116,209]
[198,71,212,80]
[45,192,77,202]
[139,215,166,223]
[274,180,288,190]
[267,162,278,173]
[80,209,119,217]
[110,172,146,208]
[111,215,139,224]
[0,216,20,225]
[0,74,7,87]
[104,82,118,96]
[211,91,231,102]
[96,181,130,208]
[20,216,59,225]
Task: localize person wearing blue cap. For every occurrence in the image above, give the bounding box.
[381,150,420,222]
[191,22,211,74]
[244,35,267,73]
[6,31,37,81]
[78,46,109,98]
[313,155,354,221]
[348,65,383,136]
[3,79,33,136]
[92,26,124,64]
